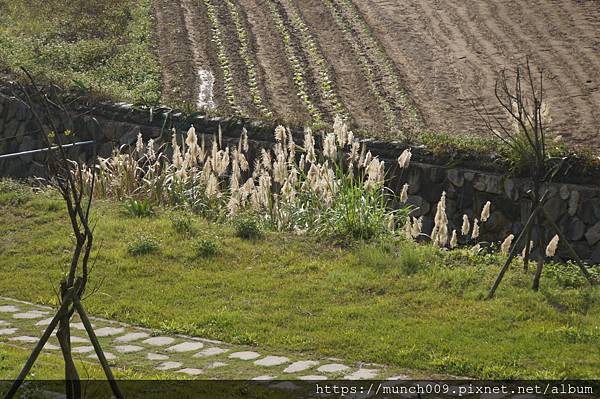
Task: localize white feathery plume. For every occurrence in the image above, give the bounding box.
[500,234,514,254]
[323,133,337,160]
[481,201,491,222]
[146,139,156,161]
[461,214,470,236]
[521,241,534,258]
[471,218,480,240]
[400,183,409,203]
[546,234,560,257]
[431,191,448,247]
[397,148,412,169]
[275,125,286,142]
[304,127,316,164]
[450,230,458,249]
[410,216,422,239]
[135,132,144,156]
[333,115,347,147]
[241,127,249,153]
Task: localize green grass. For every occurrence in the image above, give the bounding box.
[0,182,599,379]
[0,0,161,105]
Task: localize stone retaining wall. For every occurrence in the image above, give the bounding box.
[1,88,599,263]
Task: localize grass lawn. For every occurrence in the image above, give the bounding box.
[0,181,599,379]
[0,0,161,104]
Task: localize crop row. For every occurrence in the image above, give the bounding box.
[224,0,272,119]
[203,0,243,115]
[321,0,398,129]
[264,0,323,124]
[332,0,420,130]
[282,0,349,121]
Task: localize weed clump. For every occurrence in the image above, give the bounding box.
[125,199,154,217]
[193,238,222,258]
[234,215,262,240]
[170,213,195,235]
[127,235,159,256]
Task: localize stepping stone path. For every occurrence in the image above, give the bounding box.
[114,345,144,353]
[194,347,227,357]
[0,296,432,381]
[156,361,182,371]
[317,363,350,373]
[254,356,289,367]
[147,353,169,361]
[115,332,149,343]
[229,351,261,360]
[143,336,174,346]
[166,342,204,353]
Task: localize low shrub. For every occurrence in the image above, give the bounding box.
[127,235,159,256]
[233,215,262,240]
[170,213,194,235]
[193,238,222,258]
[0,179,31,206]
[125,199,154,217]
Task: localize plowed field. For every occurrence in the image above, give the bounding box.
[154,0,600,148]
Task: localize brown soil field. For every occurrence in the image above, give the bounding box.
[154,0,600,149]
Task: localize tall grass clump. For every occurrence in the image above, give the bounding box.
[80,116,413,241]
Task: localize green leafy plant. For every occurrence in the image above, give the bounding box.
[193,238,222,258]
[233,215,263,240]
[127,235,159,256]
[125,199,154,217]
[170,213,194,235]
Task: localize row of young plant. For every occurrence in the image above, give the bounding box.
[224,0,272,119]
[263,0,323,125]
[323,0,420,134]
[282,0,348,120]
[203,0,243,116]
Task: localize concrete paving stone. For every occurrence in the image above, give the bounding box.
[143,337,175,346]
[177,368,203,376]
[206,361,227,369]
[387,375,410,380]
[254,356,290,367]
[0,305,20,313]
[13,311,48,319]
[228,351,261,360]
[271,382,300,390]
[298,375,328,381]
[114,345,144,353]
[317,364,349,373]
[147,353,169,361]
[156,362,182,371]
[0,320,7,325]
[166,341,204,353]
[88,352,117,361]
[69,336,89,343]
[44,343,60,350]
[115,332,149,343]
[0,328,18,335]
[193,347,228,358]
[284,360,319,373]
[343,369,379,380]
[94,327,125,337]
[9,336,38,343]
[252,375,277,381]
[36,318,54,326]
[72,346,95,354]
[71,322,94,330]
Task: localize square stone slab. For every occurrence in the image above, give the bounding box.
[156,362,182,371]
[36,318,54,326]
[70,336,90,344]
[284,360,319,373]
[13,311,48,319]
[0,328,18,336]
[254,356,289,367]
[166,342,204,353]
[343,369,379,380]
[72,346,95,354]
[0,320,7,325]
[143,337,175,346]
[298,375,327,381]
[228,351,261,360]
[0,305,20,313]
[88,352,117,361]
[115,332,149,343]
[71,322,94,330]
[9,336,38,343]
[193,347,228,358]
[252,375,277,381]
[114,345,144,353]
[317,364,349,373]
[177,368,203,376]
[94,327,125,337]
[44,343,60,350]
[206,361,227,369]
[147,353,169,361]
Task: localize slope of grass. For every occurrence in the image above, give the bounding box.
[0,181,599,379]
[0,0,160,104]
